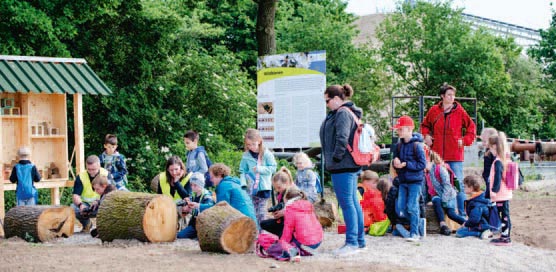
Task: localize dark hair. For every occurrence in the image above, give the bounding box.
[324,84,354,101]
[105,134,118,145]
[439,83,456,96]
[376,177,391,203]
[165,155,185,182]
[184,130,199,141]
[283,187,306,201]
[463,175,482,192]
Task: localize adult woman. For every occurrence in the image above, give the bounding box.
[421,83,476,216]
[319,84,365,256]
[157,155,191,201]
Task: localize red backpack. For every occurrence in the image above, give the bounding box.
[339,107,380,166]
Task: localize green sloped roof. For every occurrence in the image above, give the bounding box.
[0,55,111,95]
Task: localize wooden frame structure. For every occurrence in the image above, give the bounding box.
[0,55,111,220]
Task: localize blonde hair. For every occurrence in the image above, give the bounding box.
[91,174,109,187]
[429,150,444,165]
[292,152,312,169]
[283,186,306,202]
[272,167,293,186]
[488,131,508,171]
[360,170,379,183]
[244,128,265,155]
[376,177,391,203]
[209,163,231,178]
[481,127,498,155]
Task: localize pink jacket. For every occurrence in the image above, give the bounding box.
[280,199,323,246]
[489,157,512,202]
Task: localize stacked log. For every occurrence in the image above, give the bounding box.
[4,205,74,242]
[96,191,177,243]
[196,201,257,254]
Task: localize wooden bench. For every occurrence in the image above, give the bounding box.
[0,179,74,220]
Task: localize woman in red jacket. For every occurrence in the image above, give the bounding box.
[421,83,476,216]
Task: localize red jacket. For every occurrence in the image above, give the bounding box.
[421,102,476,161]
[358,184,387,227]
[280,199,323,246]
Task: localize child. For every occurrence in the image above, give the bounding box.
[292,152,318,203]
[480,127,498,199]
[177,172,215,239]
[99,134,129,191]
[209,163,257,223]
[184,130,211,187]
[280,187,323,259]
[428,151,466,236]
[392,115,427,242]
[455,175,492,240]
[9,147,41,206]
[157,156,191,201]
[88,174,116,238]
[260,167,296,237]
[357,171,387,232]
[488,132,513,246]
[239,128,277,224]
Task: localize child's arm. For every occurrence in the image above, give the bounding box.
[405,143,427,171]
[466,205,483,226]
[491,160,503,193]
[239,156,249,187]
[196,151,208,174]
[279,209,294,243]
[254,151,277,176]
[199,194,215,212]
[9,166,17,183]
[174,181,190,199]
[112,154,128,181]
[32,165,41,182]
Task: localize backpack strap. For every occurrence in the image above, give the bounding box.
[338,106,361,126]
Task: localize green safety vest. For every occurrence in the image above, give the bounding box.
[159,172,192,201]
[79,168,109,203]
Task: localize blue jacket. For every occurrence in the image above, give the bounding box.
[464,191,490,231]
[393,133,427,184]
[190,188,215,228]
[216,176,257,223]
[295,167,318,203]
[99,151,128,184]
[239,148,276,191]
[186,146,209,174]
[10,160,41,200]
[319,102,362,173]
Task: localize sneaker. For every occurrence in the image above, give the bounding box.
[491,236,511,246]
[440,225,452,236]
[333,244,359,256]
[406,234,420,242]
[480,230,493,240]
[290,255,301,262]
[299,244,317,256]
[358,244,368,252]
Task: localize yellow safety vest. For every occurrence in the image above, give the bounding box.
[159,172,192,201]
[79,168,109,203]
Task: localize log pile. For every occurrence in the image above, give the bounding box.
[96,191,177,243]
[196,201,257,254]
[4,205,74,242]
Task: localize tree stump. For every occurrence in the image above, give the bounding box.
[314,198,337,227]
[96,191,177,243]
[196,201,257,254]
[4,205,75,242]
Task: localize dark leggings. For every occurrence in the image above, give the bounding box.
[497,200,511,237]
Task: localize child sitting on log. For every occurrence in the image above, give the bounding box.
[177,172,215,239]
[280,187,323,258]
[89,174,116,237]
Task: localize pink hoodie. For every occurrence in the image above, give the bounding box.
[280,199,323,246]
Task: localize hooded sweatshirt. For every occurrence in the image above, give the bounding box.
[280,199,323,246]
[393,133,427,184]
[215,176,257,223]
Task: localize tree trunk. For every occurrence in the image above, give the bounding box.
[96,191,177,243]
[196,201,257,254]
[4,205,75,242]
[314,198,337,227]
[256,0,278,56]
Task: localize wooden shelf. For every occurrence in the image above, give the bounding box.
[30,135,66,139]
[1,115,28,119]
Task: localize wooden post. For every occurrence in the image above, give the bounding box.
[50,187,60,205]
[0,181,4,221]
[73,94,84,175]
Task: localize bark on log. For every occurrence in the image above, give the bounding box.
[150,174,160,192]
[4,205,75,242]
[96,191,177,243]
[196,201,257,254]
[314,198,337,227]
[425,205,461,234]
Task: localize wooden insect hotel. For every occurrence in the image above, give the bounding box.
[0,55,112,221]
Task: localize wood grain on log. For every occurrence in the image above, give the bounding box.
[4,205,74,242]
[96,191,176,243]
[196,201,257,254]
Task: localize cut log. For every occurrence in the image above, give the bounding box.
[314,198,337,227]
[96,191,177,243]
[4,205,75,242]
[425,205,462,234]
[196,201,257,254]
[150,174,160,193]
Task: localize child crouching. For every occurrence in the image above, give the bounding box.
[455,175,492,240]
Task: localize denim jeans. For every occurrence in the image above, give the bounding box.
[177,225,197,239]
[332,171,365,247]
[397,183,421,237]
[447,161,466,217]
[17,197,36,206]
[431,196,466,225]
[456,227,481,238]
[71,203,91,228]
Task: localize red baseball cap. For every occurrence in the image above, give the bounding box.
[393,115,415,129]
